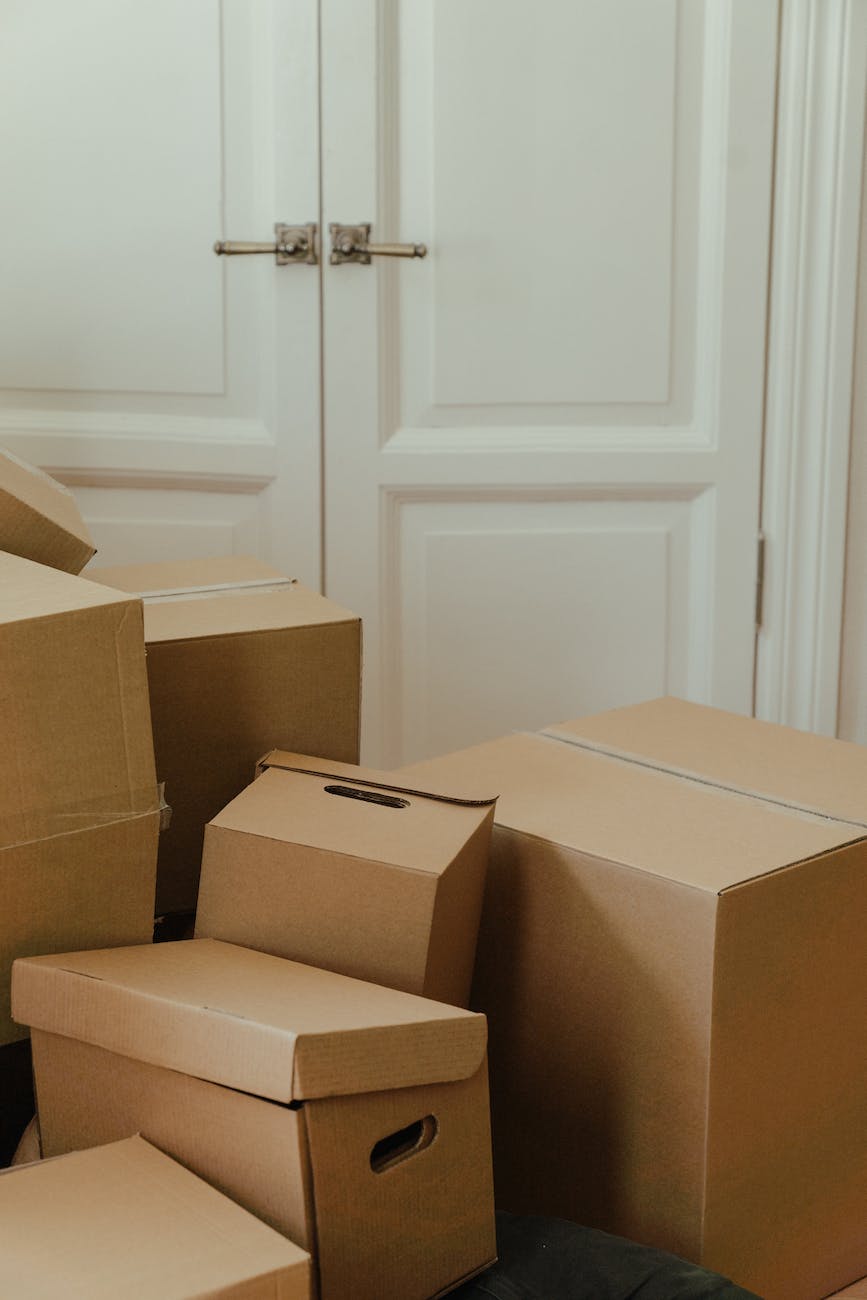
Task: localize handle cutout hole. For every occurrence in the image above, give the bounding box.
[324,784,409,810]
[370,1115,438,1174]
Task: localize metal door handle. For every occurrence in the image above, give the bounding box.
[213,223,318,265]
[330,223,427,265]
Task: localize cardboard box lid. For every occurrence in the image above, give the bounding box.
[89,554,360,642]
[0,449,95,574]
[0,551,133,626]
[12,939,487,1102]
[543,696,867,828]
[0,1136,309,1299]
[217,753,497,874]
[398,731,861,893]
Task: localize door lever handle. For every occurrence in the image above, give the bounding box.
[330,223,427,265]
[213,223,318,265]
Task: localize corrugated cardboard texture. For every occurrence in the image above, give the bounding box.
[547,695,867,826]
[0,450,95,574]
[399,717,867,1300]
[0,813,159,1044]
[33,1030,314,1250]
[88,557,361,915]
[0,1134,310,1298]
[196,765,495,1005]
[13,939,487,1101]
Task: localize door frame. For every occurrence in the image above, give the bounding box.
[756,0,867,736]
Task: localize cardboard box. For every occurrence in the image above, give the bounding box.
[88,556,362,917]
[14,938,496,1300]
[399,697,867,1300]
[0,448,95,574]
[0,1135,311,1298]
[195,751,496,1006]
[0,554,160,1045]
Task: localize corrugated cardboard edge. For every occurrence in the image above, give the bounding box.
[256,750,498,809]
[538,727,867,832]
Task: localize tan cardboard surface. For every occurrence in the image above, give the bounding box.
[211,766,493,873]
[401,731,857,892]
[259,749,498,806]
[13,939,487,1101]
[0,1135,310,1298]
[829,1280,867,1297]
[88,556,361,915]
[90,554,285,594]
[547,695,867,826]
[0,450,95,574]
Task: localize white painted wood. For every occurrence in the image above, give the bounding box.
[322,0,779,766]
[756,0,867,737]
[0,0,322,585]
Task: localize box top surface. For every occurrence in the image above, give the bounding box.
[213,757,495,874]
[12,940,487,1102]
[545,696,867,828]
[399,730,860,893]
[0,552,132,626]
[0,1136,309,1299]
[0,449,94,557]
[88,555,359,641]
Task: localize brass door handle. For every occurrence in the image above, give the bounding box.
[329,223,427,265]
[213,223,318,265]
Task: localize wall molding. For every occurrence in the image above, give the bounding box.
[755,0,867,735]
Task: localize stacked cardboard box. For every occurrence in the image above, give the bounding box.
[400,697,867,1300]
[0,449,95,574]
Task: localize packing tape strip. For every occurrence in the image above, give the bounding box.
[0,783,166,851]
[140,577,298,603]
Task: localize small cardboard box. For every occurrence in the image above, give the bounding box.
[14,938,496,1300]
[88,556,362,917]
[399,697,867,1300]
[0,554,160,1045]
[195,751,496,1007]
[0,1135,311,1298]
[0,448,95,574]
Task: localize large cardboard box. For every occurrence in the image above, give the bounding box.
[14,938,496,1300]
[89,556,362,916]
[0,1135,311,1298]
[0,554,160,1045]
[195,750,496,1006]
[399,697,867,1300]
[0,448,95,573]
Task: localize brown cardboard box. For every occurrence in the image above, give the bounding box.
[13,939,496,1300]
[0,1135,311,1298]
[0,554,160,1045]
[0,448,94,574]
[195,751,496,1006]
[88,556,362,917]
[399,697,867,1300]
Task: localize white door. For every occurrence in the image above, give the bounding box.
[321,0,779,766]
[0,0,322,584]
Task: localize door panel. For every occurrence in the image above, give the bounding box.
[322,0,778,765]
[0,0,322,582]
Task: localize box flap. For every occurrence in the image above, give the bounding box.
[12,940,487,1101]
[543,696,867,828]
[0,552,133,626]
[398,732,861,892]
[257,750,498,807]
[0,449,95,574]
[0,1136,310,1298]
[89,557,359,642]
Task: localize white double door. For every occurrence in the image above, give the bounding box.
[1,0,778,766]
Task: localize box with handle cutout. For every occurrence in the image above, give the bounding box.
[12,938,497,1300]
[194,751,498,1007]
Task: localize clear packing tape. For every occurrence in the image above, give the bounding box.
[0,782,170,850]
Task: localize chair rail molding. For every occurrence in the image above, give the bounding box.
[756,0,867,735]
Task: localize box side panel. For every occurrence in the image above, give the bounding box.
[32,1030,315,1251]
[196,828,437,996]
[1,812,158,1044]
[305,1062,495,1300]
[704,840,867,1300]
[147,620,361,915]
[473,826,716,1259]
[423,808,495,1008]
